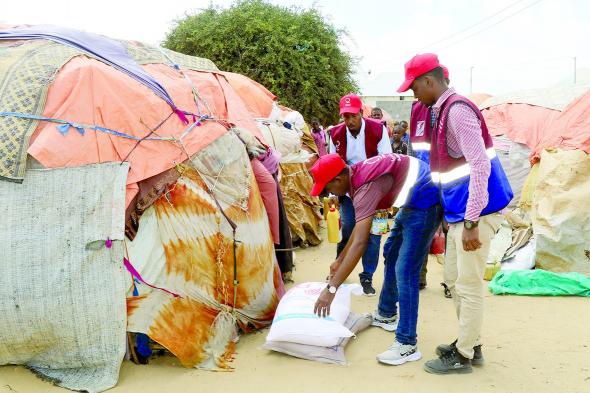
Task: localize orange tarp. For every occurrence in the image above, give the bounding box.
[482,90,590,162]
[28,57,263,206]
[220,71,276,118]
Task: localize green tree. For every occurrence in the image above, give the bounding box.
[164,0,358,125]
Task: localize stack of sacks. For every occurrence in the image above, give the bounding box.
[264,282,370,365]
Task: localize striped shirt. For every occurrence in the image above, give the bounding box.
[432,88,491,221]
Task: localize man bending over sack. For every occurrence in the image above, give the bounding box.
[310,153,442,366]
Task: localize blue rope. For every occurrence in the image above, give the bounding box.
[0,111,212,141]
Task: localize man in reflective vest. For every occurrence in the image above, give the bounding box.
[398,53,513,374]
[329,94,393,296]
[409,65,450,290]
[310,153,441,366]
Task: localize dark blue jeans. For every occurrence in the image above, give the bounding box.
[336,195,381,282]
[378,204,442,345]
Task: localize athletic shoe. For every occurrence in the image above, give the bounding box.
[360,279,376,296]
[371,311,398,332]
[377,340,422,365]
[424,348,473,375]
[436,339,484,366]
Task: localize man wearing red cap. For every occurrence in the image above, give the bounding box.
[398,53,513,374]
[309,153,441,366]
[328,94,393,296]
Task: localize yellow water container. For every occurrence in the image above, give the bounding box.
[323,197,330,220]
[327,207,341,243]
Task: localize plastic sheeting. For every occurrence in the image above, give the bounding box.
[489,270,590,297]
[23,55,262,207]
[532,149,590,275]
[482,87,590,162]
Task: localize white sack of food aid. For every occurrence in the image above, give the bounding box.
[266,282,362,347]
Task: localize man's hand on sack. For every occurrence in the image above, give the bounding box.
[314,287,335,318]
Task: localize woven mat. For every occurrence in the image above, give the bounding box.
[0,162,129,393]
[0,40,80,181]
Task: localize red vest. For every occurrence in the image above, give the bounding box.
[409,101,431,144]
[330,118,383,163]
[430,93,493,172]
[350,154,410,210]
[431,92,513,222]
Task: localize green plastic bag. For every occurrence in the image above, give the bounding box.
[488,269,590,297]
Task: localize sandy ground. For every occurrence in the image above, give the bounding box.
[1,228,590,393]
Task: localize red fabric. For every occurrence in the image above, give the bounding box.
[410,101,430,144]
[483,103,559,151]
[330,118,383,162]
[251,159,280,244]
[534,91,590,161]
[482,91,590,163]
[350,154,410,211]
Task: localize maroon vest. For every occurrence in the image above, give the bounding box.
[350,154,410,210]
[330,118,383,163]
[410,101,431,144]
[430,93,493,172]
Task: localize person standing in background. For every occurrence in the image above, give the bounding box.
[329,94,393,296]
[310,118,328,157]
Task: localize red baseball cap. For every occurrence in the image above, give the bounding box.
[339,93,363,115]
[442,65,449,79]
[397,53,441,93]
[309,154,347,196]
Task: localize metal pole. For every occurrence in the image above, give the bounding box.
[573,57,577,84]
[469,66,474,93]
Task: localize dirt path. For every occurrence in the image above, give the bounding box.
[1,229,589,393]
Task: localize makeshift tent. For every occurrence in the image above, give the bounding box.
[481,85,590,278]
[0,25,284,392]
[223,73,322,246]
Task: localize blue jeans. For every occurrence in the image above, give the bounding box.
[336,195,381,282]
[378,204,442,345]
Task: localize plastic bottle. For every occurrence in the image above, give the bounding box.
[322,197,330,220]
[327,207,341,243]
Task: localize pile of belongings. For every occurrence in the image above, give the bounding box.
[0,23,323,392]
[478,84,590,284]
[222,71,322,248]
[264,282,371,365]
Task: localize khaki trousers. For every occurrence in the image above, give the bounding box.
[444,213,503,359]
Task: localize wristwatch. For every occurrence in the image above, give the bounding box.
[464,219,479,230]
[327,284,338,294]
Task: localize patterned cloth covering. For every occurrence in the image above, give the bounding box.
[0,40,79,181]
[125,132,282,369]
[279,162,322,246]
[120,40,219,72]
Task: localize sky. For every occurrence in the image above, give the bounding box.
[2,0,589,96]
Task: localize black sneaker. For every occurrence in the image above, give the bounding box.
[424,348,473,375]
[435,339,484,365]
[360,279,376,296]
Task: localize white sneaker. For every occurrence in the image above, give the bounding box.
[371,311,398,332]
[377,341,422,366]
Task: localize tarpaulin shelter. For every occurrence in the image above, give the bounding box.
[222,73,322,247]
[480,85,590,277]
[0,25,284,392]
